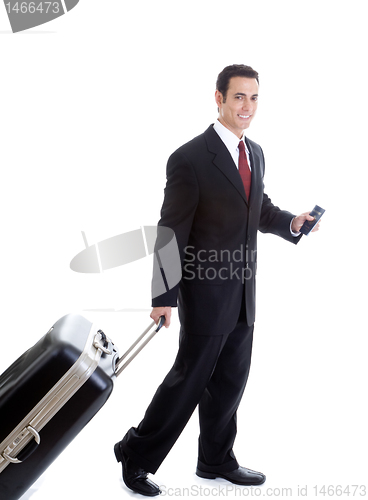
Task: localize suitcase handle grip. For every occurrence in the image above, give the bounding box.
[156,315,166,332]
[114,316,165,377]
[2,426,40,465]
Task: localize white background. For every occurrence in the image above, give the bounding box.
[0,1,367,499]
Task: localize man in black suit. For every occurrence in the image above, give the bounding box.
[114,64,319,496]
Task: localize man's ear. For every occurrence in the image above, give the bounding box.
[215,90,223,109]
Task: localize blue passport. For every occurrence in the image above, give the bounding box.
[300,205,325,235]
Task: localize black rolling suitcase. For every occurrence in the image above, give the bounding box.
[0,313,164,500]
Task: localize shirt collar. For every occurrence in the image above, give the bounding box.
[213,119,249,154]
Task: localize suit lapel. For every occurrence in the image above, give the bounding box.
[204,125,248,205]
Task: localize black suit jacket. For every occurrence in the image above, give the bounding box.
[152,125,301,335]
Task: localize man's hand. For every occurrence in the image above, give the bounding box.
[150,307,172,328]
[291,212,321,234]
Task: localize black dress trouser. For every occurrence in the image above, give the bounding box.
[121,299,254,475]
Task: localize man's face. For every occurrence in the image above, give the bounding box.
[215,77,259,138]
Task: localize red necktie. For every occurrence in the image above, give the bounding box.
[238,140,251,201]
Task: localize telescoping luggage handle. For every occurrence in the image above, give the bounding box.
[114,315,165,377]
[0,315,166,472]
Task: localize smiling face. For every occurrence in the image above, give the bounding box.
[215,76,259,138]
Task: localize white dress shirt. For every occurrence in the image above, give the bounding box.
[213,119,251,170]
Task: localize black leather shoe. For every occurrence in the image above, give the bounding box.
[196,466,266,486]
[114,442,161,496]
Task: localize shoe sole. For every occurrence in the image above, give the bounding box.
[196,469,217,479]
[196,468,266,486]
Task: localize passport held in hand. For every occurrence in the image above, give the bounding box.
[300,205,325,235]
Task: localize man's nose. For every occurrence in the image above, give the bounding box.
[242,99,253,111]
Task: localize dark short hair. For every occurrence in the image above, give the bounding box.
[216,64,259,102]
